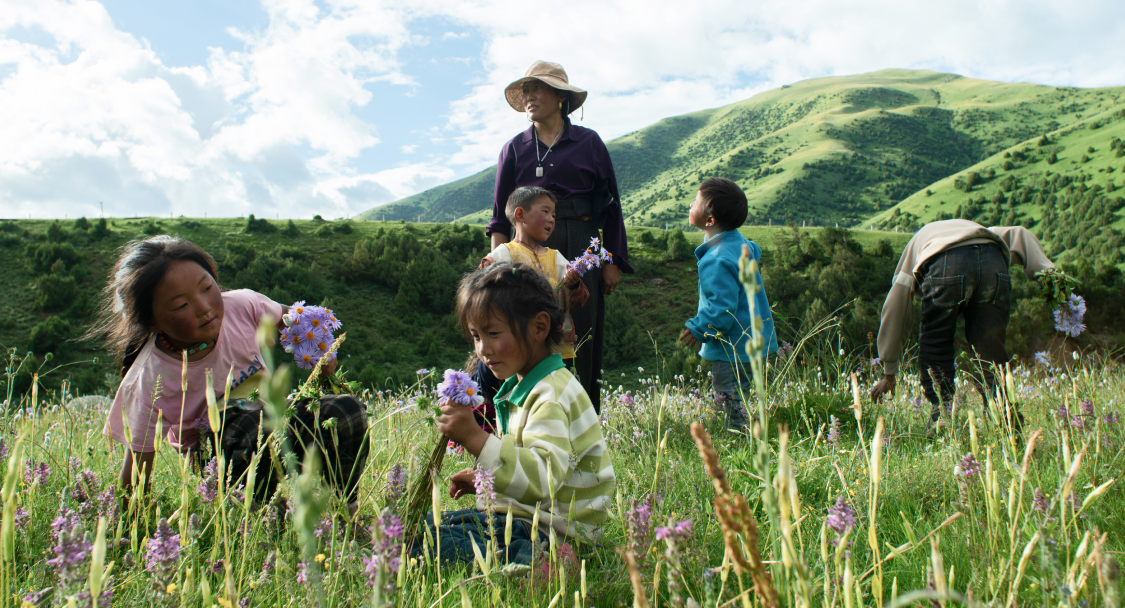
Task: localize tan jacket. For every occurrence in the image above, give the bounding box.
[877,220,1055,375]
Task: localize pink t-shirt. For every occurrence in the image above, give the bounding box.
[104,289,283,452]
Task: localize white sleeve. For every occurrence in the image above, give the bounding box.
[555,252,568,283]
[490,244,513,263]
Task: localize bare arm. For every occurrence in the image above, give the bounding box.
[120,449,155,497]
[491,232,510,250]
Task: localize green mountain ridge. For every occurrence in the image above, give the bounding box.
[358,69,1125,233]
[869,104,1125,269]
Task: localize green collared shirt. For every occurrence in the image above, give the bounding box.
[493,353,566,434]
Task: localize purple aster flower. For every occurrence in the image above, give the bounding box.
[1070,416,1085,430]
[827,415,840,444]
[870,358,881,366]
[24,460,50,487]
[956,453,982,479]
[387,463,407,505]
[283,302,340,369]
[416,368,430,376]
[198,458,218,503]
[436,369,483,406]
[473,465,497,505]
[826,496,857,537]
[1053,294,1087,338]
[620,392,635,406]
[144,518,181,578]
[566,239,612,276]
[1034,351,1051,367]
[1032,488,1049,514]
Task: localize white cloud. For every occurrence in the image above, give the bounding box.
[2,0,1123,218]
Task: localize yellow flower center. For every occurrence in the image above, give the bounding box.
[302,355,312,363]
[318,342,328,351]
[293,336,302,344]
[466,387,475,396]
[306,331,316,340]
[311,319,320,327]
[295,307,303,314]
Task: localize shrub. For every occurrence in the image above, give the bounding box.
[26,242,80,272]
[46,221,67,242]
[34,271,79,313]
[333,221,354,234]
[73,217,90,231]
[91,218,109,239]
[28,315,74,355]
[637,230,654,245]
[180,220,201,229]
[245,214,278,234]
[1047,153,1058,165]
[665,229,693,262]
[142,221,161,235]
[282,220,300,237]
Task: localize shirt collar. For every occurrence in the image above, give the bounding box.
[519,118,573,144]
[493,353,566,433]
[695,229,740,259]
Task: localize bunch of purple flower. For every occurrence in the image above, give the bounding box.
[956,453,983,479]
[364,509,404,594]
[281,300,343,370]
[1053,293,1086,338]
[435,369,484,407]
[566,237,612,277]
[826,496,857,544]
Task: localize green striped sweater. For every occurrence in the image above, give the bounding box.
[477,354,616,541]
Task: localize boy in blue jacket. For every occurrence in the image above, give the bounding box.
[679,178,778,431]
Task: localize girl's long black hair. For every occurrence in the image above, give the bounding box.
[84,235,219,376]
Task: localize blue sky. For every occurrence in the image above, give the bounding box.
[3,0,1125,220]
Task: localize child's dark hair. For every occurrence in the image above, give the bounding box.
[698,177,748,229]
[85,235,219,374]
[457,262,564,350]
[505,186,557,226]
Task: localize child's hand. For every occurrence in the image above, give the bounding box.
[564,268,581,287]
[436,401,489,457]
[679,328,701,349]
[478,255,496,270]
[449,468,477,500]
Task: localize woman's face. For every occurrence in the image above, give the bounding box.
[150,260,225,347]
[521,81,565,123]
[516,196,556,243]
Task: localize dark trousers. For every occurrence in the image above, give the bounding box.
[544,218,604,413]
[918,244,1011,420]
[220,394,369,503]
[409,508,547,565]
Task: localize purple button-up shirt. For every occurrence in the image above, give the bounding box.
[488,119,632,273]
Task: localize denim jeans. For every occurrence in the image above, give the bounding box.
[917,243,1011,419]
[711,360,751,429]
[409,508,547,565]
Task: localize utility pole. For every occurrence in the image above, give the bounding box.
[100,201,104,218]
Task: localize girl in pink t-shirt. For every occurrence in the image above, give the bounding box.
[91,236,368,508]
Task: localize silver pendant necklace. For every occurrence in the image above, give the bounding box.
[534,125,562,178]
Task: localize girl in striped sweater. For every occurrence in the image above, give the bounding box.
[418,263,616,565]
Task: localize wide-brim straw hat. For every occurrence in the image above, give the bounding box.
[504,60,588,116]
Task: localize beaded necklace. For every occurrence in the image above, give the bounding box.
[158,332,217,356]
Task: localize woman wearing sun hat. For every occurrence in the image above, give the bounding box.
[486,60,631,413]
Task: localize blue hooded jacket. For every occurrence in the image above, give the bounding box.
[684,230,778,363]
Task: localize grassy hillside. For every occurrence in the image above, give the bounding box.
[870,106,1125,269]
[359,70,1125,233]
